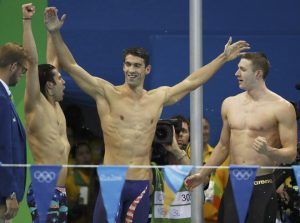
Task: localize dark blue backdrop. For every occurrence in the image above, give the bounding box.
[49,0,300,145]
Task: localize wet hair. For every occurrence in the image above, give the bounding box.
[38,64,56,97]
[122,47,150,66]
[241,52,271,79]
[0,42,27,68]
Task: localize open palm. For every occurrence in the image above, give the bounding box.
[224,37,250,61]
[44,7,65,32]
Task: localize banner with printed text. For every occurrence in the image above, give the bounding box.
[97,166,128,223]
[163,165,193,215]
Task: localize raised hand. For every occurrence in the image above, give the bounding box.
[22,3,35,19]
[223,37,250,61]
[44,7,66,32]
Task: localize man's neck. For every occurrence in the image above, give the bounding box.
[247,88,269,101]
[46,95,57,106]
[123,84,145,98]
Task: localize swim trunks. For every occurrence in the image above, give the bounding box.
[93,180,149,223]
[218,173,277,223]
[27,184,68,223]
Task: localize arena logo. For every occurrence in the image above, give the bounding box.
[33,170,56,183]
[253,179,273,185]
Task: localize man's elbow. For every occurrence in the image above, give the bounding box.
[285,149,297,164]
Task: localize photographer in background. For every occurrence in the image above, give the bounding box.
[149,124,191,222]
[151,115,189,165]
[172,115,190,152]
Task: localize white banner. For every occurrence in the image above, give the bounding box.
[153,204,191,219]
[154,191,191,205]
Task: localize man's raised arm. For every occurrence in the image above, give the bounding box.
[23,3,40,113]
[46,32,60,70]
[164,37,250,106]
[44,7,107,98]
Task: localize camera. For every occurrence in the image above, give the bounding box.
[151,119,182,165]
[153,119,182,145]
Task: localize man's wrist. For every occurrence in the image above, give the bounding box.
[23,17,31,20]
[219,52,228,62]
[175,149,187,160]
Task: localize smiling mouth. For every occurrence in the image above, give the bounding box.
[128,74,137,79]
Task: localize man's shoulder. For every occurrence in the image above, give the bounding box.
[267,91,292,109]
[222,93,243,105]
[25,94,53,111]
[263,91,296,119]
[148,86,167,95]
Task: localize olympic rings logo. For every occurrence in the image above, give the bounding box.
[232,169,253,181]
[33,171,56,183]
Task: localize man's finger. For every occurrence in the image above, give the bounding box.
[61,14,67,23]
[225,36,232,47]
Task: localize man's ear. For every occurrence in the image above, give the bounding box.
[9,62,18,72]
[46,81,54,89]
[145,65,151,75]
[255,69,264,80]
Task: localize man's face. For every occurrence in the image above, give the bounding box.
[75,145,92,165]
[8,62,27,86]
[123,54,150,88]
[176,121,190,148]
[51,69,65,102]
[203,118,210,145]
[235,59,257,90]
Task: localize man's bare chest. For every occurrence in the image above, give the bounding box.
[228,104,277,131]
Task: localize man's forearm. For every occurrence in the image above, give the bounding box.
[267,146,297,164]
[23,20,37,65]
[187,52,227,88]
[172,149,190,165]
[49,30,76,72]
[200,144,229,177]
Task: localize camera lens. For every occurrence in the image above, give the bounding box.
[156,126,168,140]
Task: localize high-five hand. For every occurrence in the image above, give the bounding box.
[44,7,66,32]
[224,37,250,61]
